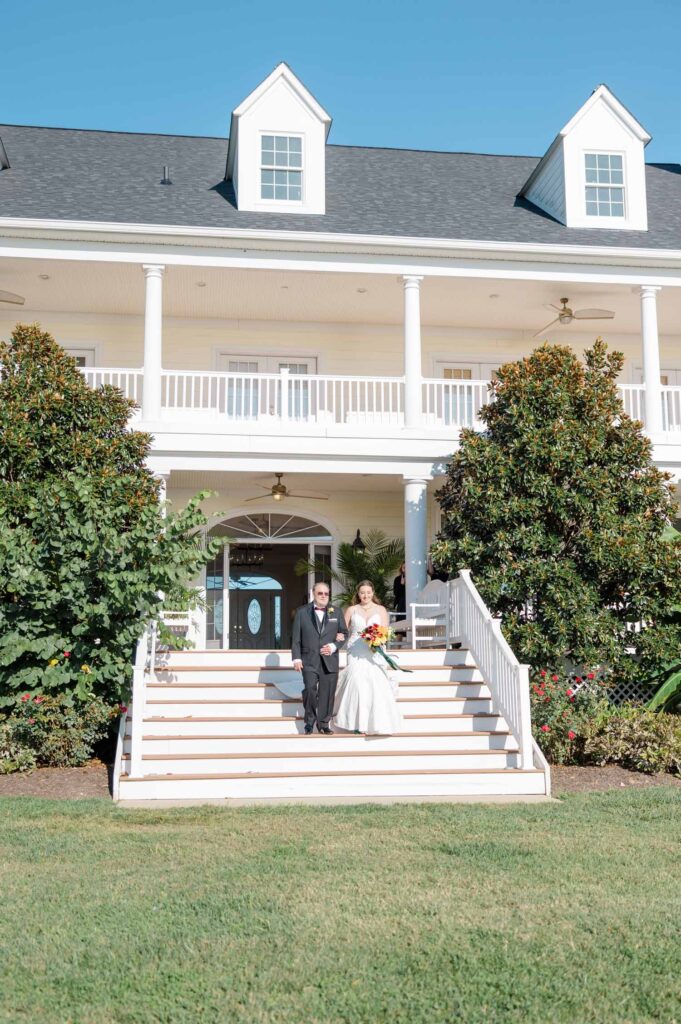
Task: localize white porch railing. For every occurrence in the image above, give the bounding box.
[78,367,681,436]
[161,369,405,425]
[80,367,144,405]
[618,385,645,423]
[127,621,156,778]
[662,386,681,431]
[447,569,534,770]
[422,378,489,429]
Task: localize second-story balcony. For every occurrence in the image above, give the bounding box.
[82,366,681,436]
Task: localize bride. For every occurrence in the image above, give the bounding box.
[333,580,402,735]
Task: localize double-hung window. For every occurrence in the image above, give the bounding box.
[260,135,303,201]
[585,153,625,218]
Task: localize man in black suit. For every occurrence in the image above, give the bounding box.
[291,581,349,734]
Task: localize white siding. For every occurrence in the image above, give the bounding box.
[525,143,566,224]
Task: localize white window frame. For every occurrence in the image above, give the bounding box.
[215,352,318,375]
[584,151,626,221]
[431,358,499,381]
[259,132,304,205]
[63,346,97,367]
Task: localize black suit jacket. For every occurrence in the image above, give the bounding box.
[291,602,349,673]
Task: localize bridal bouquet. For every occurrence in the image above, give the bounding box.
[360,623,412,672]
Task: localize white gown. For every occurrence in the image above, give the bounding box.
[333,612,402,735]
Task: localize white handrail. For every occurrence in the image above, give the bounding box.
[128,622,155,778]
[661,385,681,431]
[618,385,645,423]
[447,569,533,770]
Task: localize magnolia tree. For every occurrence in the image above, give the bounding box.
[0,323,217,709]
[432,340,681,681]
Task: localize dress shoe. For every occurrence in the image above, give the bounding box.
[318,725,332,734]
[304,724,314,734]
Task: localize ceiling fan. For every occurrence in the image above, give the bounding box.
[0,289,25,305]
[245,473,329,503]
[534,297,614,337]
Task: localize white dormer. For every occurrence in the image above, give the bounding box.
[521,85,651,231]
[226,62,332,215]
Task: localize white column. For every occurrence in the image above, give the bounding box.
[142,264,165,421]
[404,477,428,609]
[640,285,663,434]
[403,275,424,429]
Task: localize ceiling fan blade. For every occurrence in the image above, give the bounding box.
[573,308,615,320]
[287,492,329,501]
[0,289,25,305]
[533,317,560,338]
[244,494,268,502]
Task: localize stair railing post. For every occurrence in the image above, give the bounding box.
[517,663,534,770]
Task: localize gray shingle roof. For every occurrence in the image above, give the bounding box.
[1,123,681,250]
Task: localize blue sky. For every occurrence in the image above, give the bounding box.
[4,0,679,162]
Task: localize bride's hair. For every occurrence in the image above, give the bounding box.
[353,580,382,606]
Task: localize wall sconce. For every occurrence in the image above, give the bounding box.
[352,529,365,551]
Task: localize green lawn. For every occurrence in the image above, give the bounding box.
[1,792,680,1024]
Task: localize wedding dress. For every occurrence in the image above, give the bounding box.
[333,612,402,735]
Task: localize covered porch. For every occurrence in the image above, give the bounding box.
[2,255,681,440]
[157,469,438,651]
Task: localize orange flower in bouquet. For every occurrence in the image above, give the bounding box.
[360,623,412,672]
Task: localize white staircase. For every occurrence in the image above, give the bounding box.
[115,645,549,804]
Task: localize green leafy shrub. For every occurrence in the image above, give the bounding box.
[0,323,219,710]
[530,668,609,764]
[583,706,681,774]
[0,721,37,773]
[433,340,681,683]
[1,693,122,772]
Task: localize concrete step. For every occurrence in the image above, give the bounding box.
[118,767,547,802]
[154,648,474,668]
[140,712,507,735]
[124,731,518,755]
[121,749,521,774]
[143,697,494,717]
[150,666,483,684]
[144,681,490,701]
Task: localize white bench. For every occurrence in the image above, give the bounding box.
[390,580,449,649]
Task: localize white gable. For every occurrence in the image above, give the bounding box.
[521,85,650,231]
[226,63,331,216]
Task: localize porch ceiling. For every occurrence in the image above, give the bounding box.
[1,256,679,334]
[168,470,418,495]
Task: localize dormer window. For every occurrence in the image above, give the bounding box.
[260,134,302,201]
[585,153,625,217]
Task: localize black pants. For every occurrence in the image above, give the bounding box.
[302,666,338,728]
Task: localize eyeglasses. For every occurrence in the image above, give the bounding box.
[315,591,330,596]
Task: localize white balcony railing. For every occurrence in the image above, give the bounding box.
[422,378,489,429]
[618,385,645,423]
[161,369,406,426]
[78,368,681,436]
[80,367,144,405]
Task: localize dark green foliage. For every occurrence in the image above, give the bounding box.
[295,529,404,607]
[0,692,119,772]
[583,705,681,774]
[433,340,681,682]
[0,323,218,710]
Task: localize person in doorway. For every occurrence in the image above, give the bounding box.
[393,562,406,620]
[291,582,349,734]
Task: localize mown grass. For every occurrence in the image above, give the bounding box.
[1,791,680,1024]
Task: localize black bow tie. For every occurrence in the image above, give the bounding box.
[314,607,326,612]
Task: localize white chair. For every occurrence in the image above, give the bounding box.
[390,580,449,649]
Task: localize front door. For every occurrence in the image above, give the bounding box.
[229,584,279,649]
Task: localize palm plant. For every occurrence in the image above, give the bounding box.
[295,530,404,609]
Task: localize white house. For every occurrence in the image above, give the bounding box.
[2,65,679,802]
